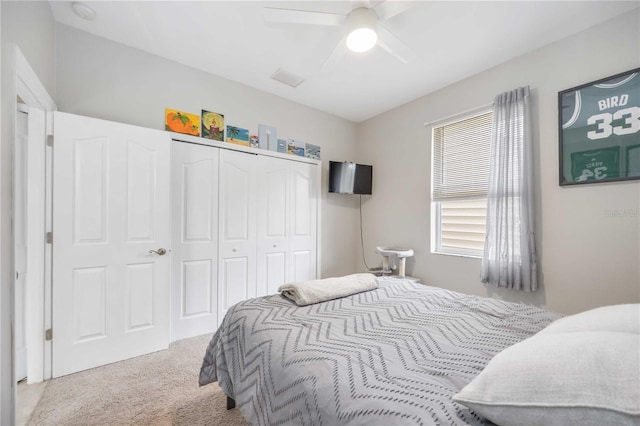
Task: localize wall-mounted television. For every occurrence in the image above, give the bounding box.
[328,161,373,195]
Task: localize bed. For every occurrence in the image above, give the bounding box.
[199,277,564,425]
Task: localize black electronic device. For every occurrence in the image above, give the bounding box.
[328,161,373,195]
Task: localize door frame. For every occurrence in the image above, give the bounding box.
[14,103,28,383]
[2,44,56,424]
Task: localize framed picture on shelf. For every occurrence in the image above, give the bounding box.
[305,143,320,160]
[226,125,250,146]
[287,139,305,157]
[558,67,640,186]
[250,135,259,148]
[201,110,224,141]
[258,124,277,150]
[165,108,200,136]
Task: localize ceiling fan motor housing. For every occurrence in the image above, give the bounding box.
[346,7,379,52]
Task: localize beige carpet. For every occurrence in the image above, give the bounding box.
[27,335,247,426]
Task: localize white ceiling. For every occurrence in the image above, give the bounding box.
[49,1,639,123]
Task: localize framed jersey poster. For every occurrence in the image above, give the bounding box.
[559,67,640,186]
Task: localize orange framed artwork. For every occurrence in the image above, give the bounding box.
[165,108,200,136]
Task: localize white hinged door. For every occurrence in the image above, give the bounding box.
[52,112,171,377]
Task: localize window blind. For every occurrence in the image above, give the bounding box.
[439,199,487,253]
[432,112,492,201]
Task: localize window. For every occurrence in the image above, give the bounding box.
[431,110,492,257]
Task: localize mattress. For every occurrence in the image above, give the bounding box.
[199,278,561,425]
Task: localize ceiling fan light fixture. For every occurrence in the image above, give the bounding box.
[346,28,377,52]
[345,8,378,53]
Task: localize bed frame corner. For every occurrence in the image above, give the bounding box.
[226,396,236,410]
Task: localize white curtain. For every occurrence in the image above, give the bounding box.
[481,86,537,291]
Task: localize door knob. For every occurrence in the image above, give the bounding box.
[149,248,169,256]
[232,248,238,252]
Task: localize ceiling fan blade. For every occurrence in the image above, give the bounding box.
[264,7,346,26]
[321,36,349,73]
[374,1,414,22]
[376,24,416,64]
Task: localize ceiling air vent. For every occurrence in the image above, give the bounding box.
[270,68,304,88]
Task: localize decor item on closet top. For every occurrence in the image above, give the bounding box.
[258,124,277,151]
[287,139,305,156]
[165,108,200,136]
[226,125,249,146]
[305,142,321,160]
[249,135,259,148]
[559,67,640,186]
[201,110,224,141]
[276,139,287,153]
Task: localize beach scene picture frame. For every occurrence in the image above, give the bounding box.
[227,125,250,146]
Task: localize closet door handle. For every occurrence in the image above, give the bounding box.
[149,248,169,256]
[232,248,238,252]
[273,244,277,248]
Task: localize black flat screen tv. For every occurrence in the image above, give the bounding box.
[328,161,373,195]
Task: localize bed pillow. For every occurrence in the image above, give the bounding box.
[538,303,639,335]
[453,304,640,426]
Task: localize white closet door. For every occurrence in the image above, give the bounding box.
[256,156,290,296]
[52,112,171,377]
[218,149,257,323]
[171,142,219,341]
[289,161,318,282]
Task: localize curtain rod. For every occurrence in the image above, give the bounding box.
[423,102,494,128]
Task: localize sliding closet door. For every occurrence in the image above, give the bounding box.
[256,156,290,296]
[218,149,257,323]
[52,112,171,377]
[171,142,219,341]
[289,161,318,283]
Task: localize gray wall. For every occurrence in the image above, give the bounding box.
[357,12,640,315]
[3,6,635,424]
[2,16,638,423]
[55,24,361,279]
[1,1,56,96]
[0,1,56,423]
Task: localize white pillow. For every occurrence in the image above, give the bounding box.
[539,303,639,335]
[453,304,640,426]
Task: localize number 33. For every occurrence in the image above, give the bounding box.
[587,106,640,140]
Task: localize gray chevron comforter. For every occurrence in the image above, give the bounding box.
[199,279,561,425]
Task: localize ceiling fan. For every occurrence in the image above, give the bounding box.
[263,1,416,71]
